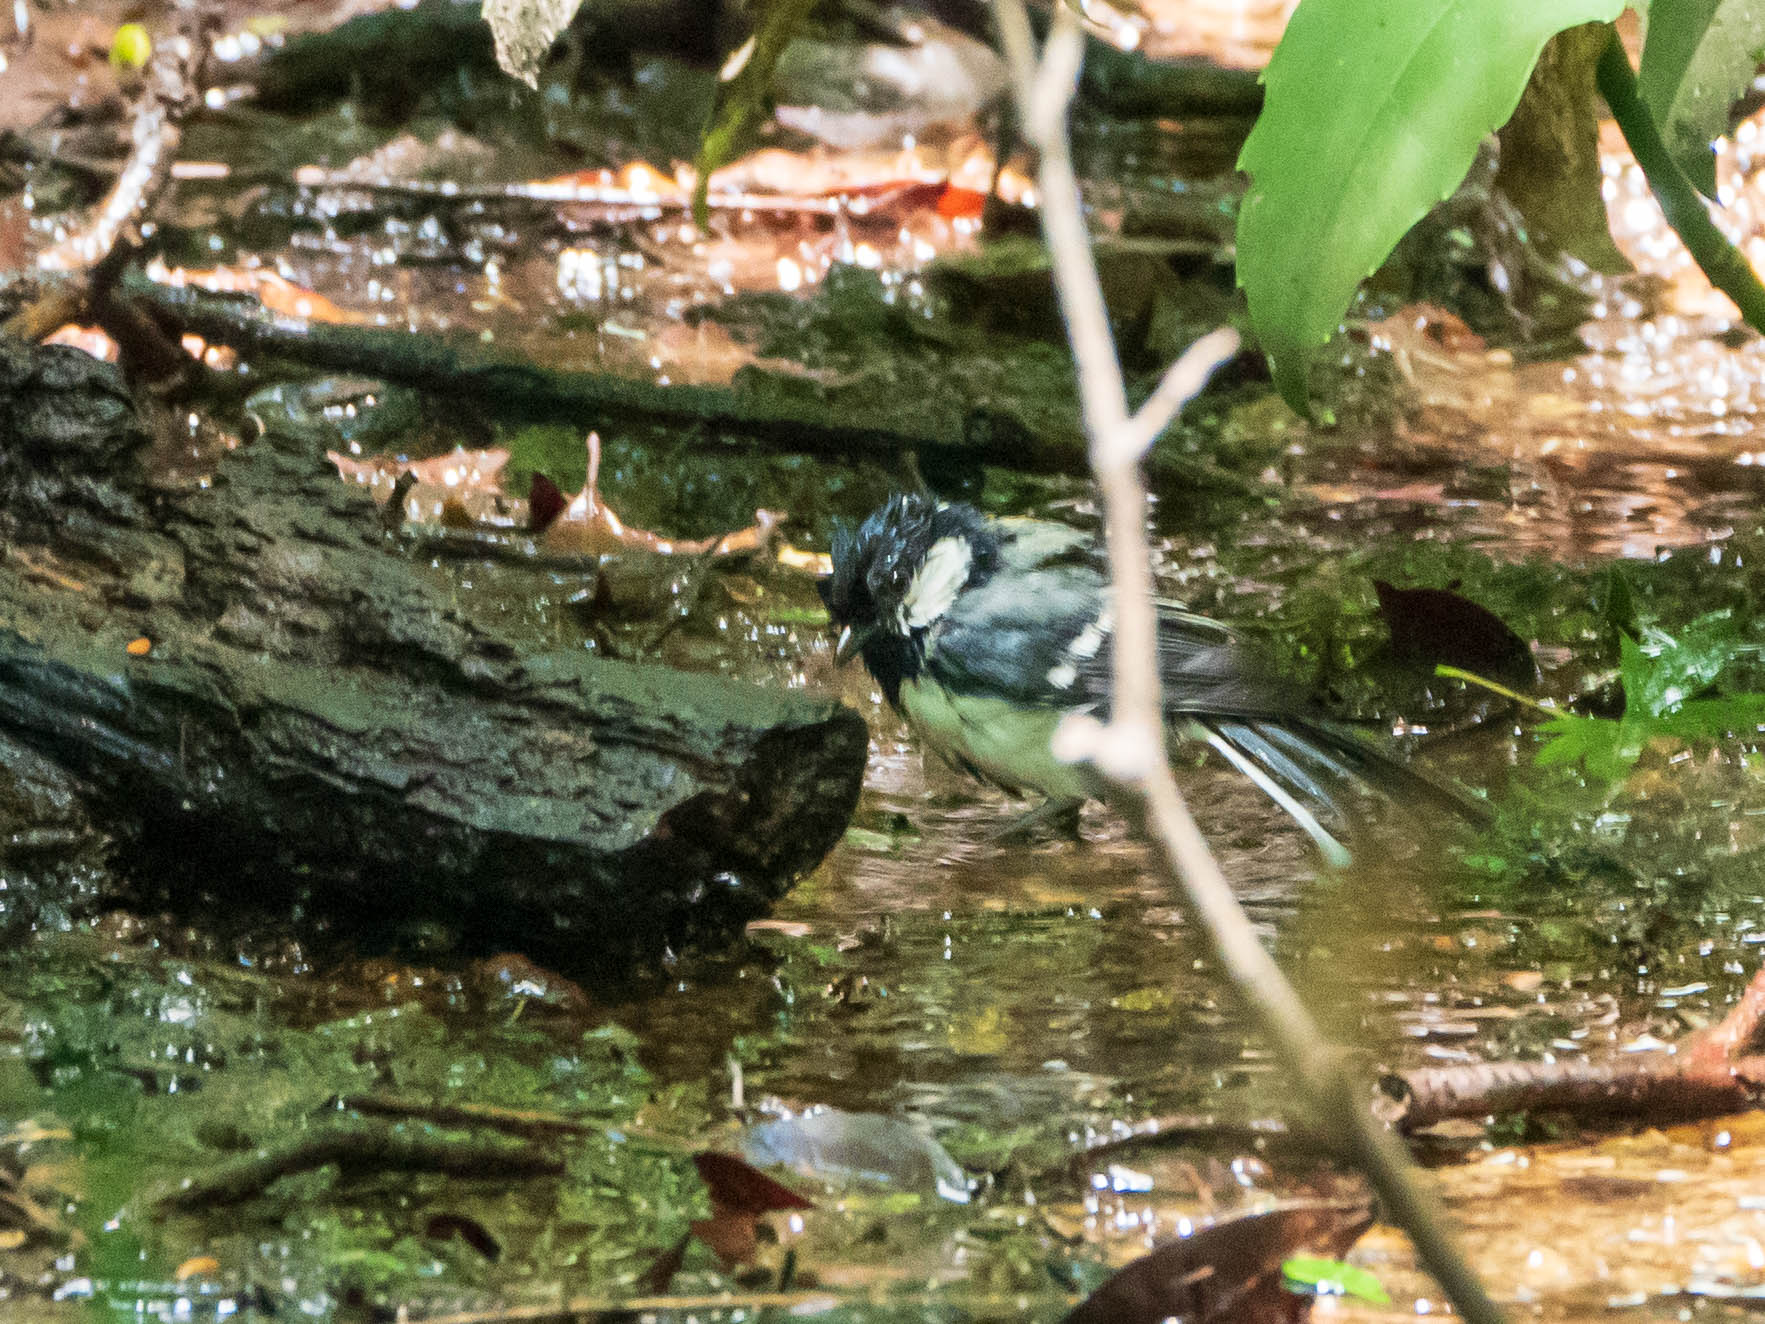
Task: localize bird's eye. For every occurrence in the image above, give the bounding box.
[889,567,908,590]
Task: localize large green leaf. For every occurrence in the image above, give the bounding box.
[1236,0,1625,413]
[1637,0,1765,197]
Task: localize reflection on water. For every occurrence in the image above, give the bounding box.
[621,35,1765,1323]
[1314,105,1765,563]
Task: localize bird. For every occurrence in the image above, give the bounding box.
[820,493,1485,864]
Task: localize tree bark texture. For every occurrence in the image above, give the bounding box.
[0,338,866,980]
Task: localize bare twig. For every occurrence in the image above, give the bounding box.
[995,4,1504,1322]
[5,8,212,386]
[1385,1055,1765,1132]
[36,20,208,274]
[151,1123,561,1212]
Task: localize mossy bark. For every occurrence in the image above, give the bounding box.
[0,338,865,982]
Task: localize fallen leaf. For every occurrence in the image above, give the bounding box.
[145,259,371,325]
[528,472,568,533]
[693,1151,815,1214]
[1375,579,1537,688]
[1064,1200,1374,1324]
[540,433,782,559]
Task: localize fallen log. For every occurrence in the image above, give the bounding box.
[0,337,866,980]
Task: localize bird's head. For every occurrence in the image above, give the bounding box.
[821,494,997,700]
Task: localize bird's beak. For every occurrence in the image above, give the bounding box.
[835,623,879,666]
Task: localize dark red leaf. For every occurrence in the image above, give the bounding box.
[1063,1200,1373,1324]
[1375,579,1537,688]
[528,472,567,533]
[636,1232,692,1293]
[693,1150,815,1213]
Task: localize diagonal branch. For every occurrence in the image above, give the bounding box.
[995,4,1505,1322]
[36,16,210,275]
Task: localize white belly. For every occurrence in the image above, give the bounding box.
[897,679,1098,802]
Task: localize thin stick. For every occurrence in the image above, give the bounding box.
[35,19,209,274]
[995,4,1505,1321]
[1388,1054,1765,1131]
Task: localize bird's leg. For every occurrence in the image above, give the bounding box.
[991,797,1086,845]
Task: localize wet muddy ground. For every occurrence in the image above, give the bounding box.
[11,4,1765,1318]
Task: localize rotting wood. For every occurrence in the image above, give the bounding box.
[0,337,866,982]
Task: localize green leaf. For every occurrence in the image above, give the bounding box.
[1282,1256,1392,1304]
[1236,0,1625,413]
[1637,0,1765,198]
[692,0,820,228]
[1536,709,1642,780]
[1656,693,1765,740]
[1533,613,1763,778]
[1623,610,1747,717]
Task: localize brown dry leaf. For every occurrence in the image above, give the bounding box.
[331,432,781,560]
[532,137,1024,216]
[538,432,781,559]
[329,446,512,506]
[685,1151,814,1269]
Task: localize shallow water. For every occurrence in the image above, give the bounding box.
[16,11,1765,1318]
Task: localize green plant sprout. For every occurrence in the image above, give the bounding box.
[1440,610,1765,780]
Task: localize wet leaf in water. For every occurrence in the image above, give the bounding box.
[740,1109,971,1203]
[692,1151,815,1214]
[145,260,370,325]
[329,446,511,507]
[1063,1200,1374,1324]
[1375,578,1537,688]
[528,472,567,533]
[688,1151,812,1270]
[1280,1254,1391,1304]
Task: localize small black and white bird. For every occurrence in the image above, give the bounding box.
[821,493,1483,863]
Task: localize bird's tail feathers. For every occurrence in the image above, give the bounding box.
[1200,717,1490,864]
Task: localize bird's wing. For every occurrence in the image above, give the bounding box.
[922,562,1112,706]
[928,550,1485,854]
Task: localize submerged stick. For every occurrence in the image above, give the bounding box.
[1386,1056,1765,1132]
[153,1125,562,1211]
[114,269,1254,492]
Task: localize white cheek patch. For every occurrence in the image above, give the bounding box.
[900,535,973,629]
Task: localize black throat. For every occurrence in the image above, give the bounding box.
[849,500,999,708]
